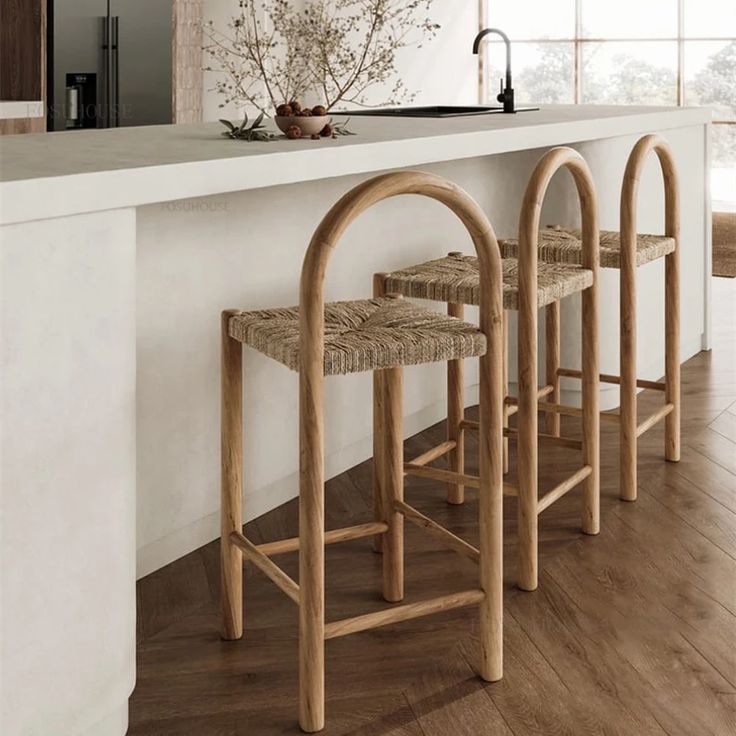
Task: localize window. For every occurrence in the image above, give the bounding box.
[480,0,736,207]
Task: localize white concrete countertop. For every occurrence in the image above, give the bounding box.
[0,105,710,225]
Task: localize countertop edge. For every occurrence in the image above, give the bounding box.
[0,107,711,226]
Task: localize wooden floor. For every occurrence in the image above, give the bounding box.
[131,278,736,736]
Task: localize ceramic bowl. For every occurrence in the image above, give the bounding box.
[274,115,329,137]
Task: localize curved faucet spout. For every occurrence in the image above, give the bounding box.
[472,27,512,89]
[472,27,514,112]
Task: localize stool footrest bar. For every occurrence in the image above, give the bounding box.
[537,465,592,514]
[257,522,389,557]
[324,589,486,640]
[503,427,583,450]
[404,462,480,488]
[230,532,300,604]
[557,367,666,391]
[540,402,620,423]
[394,500,480,563]
[409,440,456,467]
[636,403,674,438]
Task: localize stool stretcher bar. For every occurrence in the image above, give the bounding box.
[230,532,300,604]
[394,500,480,563]
[257,521,389,557]
[556,367,666,392]
[324,589,486,640]
[505,385,555,418]
[403,462,517,497]
[460,420,583,451]
[539,402,620,423]
[404,462,481,488]
[637,403,674,438]
[537,465,592,514]
[404,460,519,497]
[408,440,456,468]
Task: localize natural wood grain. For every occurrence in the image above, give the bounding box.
[172,1,203,124]
[256,521,388,556]
[620,134,681,499]
[372,272,388,554]
[517,147,600,590]
[131,279,736,736]
[230,532,300,604]
[0,0,45,101]
[325,590,485,640]
[545,301,561,437]
[447,299,466,505]
[395,500,480,563]
[383,366,404,603]
[294,170,505,729]
[220,310,243,640]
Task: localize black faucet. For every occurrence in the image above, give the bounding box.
[472,28,515,113]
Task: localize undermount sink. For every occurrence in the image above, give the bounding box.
[334,105,538,118]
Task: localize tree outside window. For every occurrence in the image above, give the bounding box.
[481,1,736,208]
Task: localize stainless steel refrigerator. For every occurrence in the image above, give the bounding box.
[48,0,172,130]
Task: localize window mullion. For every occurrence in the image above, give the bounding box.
[677,0,685,106]
[574,0,583,104]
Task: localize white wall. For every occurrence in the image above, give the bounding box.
[202,0,479,120]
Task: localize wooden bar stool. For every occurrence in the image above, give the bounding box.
[499,133,679,501]
[220,171,505,733]
[378,148,600,592]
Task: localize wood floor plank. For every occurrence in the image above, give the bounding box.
[546,541,736,736]
[404,646,513,736]
[462,615,625,736]
[709,405,736,444]
[686,425,736,476]
[637,464,736,559]
[506,574,669,735]
[131,279,736,735]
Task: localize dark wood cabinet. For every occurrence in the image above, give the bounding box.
[0,0,45,101]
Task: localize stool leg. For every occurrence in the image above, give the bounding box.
[582,279,600,535]
[620,247,637,501]
[373,273,388,552]
[447,302,465,505]
[221,311,243,640]
[517,283,538,591]
[502,311,509,474]
[372,369,386,552]
[545,301,561,437]
[382,367,404,603]
[299,371,325,732]
[478,339,504,681]
[665,247,680,462]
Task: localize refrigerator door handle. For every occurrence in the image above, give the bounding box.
[101,15,110,127]
[112,16,120,126]
[102,13,114,128]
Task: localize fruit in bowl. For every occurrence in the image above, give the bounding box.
[275,101,330,139]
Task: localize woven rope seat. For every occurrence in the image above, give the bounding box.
[228,296,486,377]
[383,253,592,310]
[499,225,675,269]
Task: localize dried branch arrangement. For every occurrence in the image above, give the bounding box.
[203,0,439,115]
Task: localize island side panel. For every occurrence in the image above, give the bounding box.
[0,209,137,736]
[135,128,707,576]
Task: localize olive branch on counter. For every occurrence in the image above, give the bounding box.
[219,112,355,141]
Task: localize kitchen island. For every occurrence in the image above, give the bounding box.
[0,105,711,735]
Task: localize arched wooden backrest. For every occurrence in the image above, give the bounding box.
[296,171,506,713]
[620,133,680,260]
[518,147,599,273]
[515,147,600,590]
[618,134,681,491]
